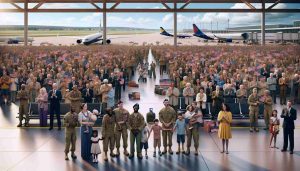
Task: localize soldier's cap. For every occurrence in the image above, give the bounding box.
[117,100,123,105]
[133,103,139,108]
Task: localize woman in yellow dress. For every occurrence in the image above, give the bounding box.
[217,103,232,154]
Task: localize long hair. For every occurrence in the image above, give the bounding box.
[222,103,230,112]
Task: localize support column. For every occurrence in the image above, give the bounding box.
[103,1,107,44]
[174,2,177,47]
[24,0,28,46]
[261,0,265,45]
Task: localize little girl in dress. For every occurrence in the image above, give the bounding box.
[269,110,280,148]
[91,130,102,163]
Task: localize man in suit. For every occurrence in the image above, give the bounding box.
[82,83,93,103]
[48,83,62,131]
[68,76,78,91]
[281,100,297,154]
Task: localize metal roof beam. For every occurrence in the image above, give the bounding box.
[180,0,191,9]
[267,0,281,9]
[32,2,44,9]
[110,1,120,9]
[10,3,23,9]
[240,0,256,9]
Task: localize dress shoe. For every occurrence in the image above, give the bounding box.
[281,149,287,152]
[71,153,77,159]
[49,127,53,131]
[65,154,69,160]
[58,127,62,131]
[290,151,293,154]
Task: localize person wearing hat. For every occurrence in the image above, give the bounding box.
[16,84,29,127]
[114,101,130,156]
[159,99,177,154]
[68,85,82,114]
[100,79,111,114]
[128,103,145,159]
[64,106,78,160]
[263,90,273,130]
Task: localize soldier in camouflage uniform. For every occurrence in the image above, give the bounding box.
[159,99,177,154]
[263,90,273,130]
[128,103,145,159]
[64,107,78,160]
[102,108,116,161]
[17,84,29,127]
[248,88,260,132]
[68,85,82,114]
[113,101,130,156]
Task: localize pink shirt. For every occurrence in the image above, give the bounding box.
[152,125,162,140]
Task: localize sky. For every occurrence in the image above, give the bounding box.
[0,3,299,30]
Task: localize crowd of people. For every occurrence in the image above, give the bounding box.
[0,45,299,162]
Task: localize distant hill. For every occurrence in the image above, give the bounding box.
[0,25,158,32]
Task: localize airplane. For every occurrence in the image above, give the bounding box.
[0,37,34,44]
[76,33,111,45]
[160,27,192,39]
[192,24,249,43]
[76,20,111,45]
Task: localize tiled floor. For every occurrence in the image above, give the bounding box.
[0,49,299,171]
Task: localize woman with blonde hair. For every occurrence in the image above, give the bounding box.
[36,87,48,127]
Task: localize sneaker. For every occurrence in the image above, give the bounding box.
[153,152,156,157]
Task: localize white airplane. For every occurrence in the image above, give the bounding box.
[0,37,34,44]
[193,24,249,43]
[76,32,111,45]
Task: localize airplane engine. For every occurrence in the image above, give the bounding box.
[241,33,249,40]
[106,39,111,44]
[76,39,82,44]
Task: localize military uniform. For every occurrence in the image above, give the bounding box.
[102,114,116,154]
[263,95,273,129]
[64,111,78,159]
[248,94,260,131]
[159,106,177,153]
[114,107,130,155]
[69,90,82,113]
[279,77,288,105]
[17,89,29,126]
[236,89,247,103]
[128,112,145,158]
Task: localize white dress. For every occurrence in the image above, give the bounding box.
[90,137,101,154]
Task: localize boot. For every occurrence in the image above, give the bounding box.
[182,145,185,154]
[137,153,143,159]
[194,148,199,156]
[65,153,69,160]
[124,148,129,156]
[162,147,167,154]
[169,146,173,155]
[104,152,108,161]
[176,146,180,154]
[186,148,190,155]
[71,152,77,159]
[25,122,29,127]
[128,153,134,159]
[116,148,120,156]
[17,122,22,127]
[110,151,116,158]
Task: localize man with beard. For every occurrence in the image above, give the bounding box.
[128,103,145,159]
[102,108,117,161]
[159,99,177,155]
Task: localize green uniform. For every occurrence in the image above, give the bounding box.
[17,90,29,124]
[114,108,130,149]
[69,90,82,114]
[248,94,259,130]
[159,106,177,148]
[102,114,116,152]
[64,111,78,154]
[263,95,273,129]
[128,112,145,156]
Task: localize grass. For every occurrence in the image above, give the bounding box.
[0,30,156,37]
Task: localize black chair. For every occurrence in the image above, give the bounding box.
[224,97,236,103]
[87,103,101,113]
[258,103,265,119]
[226,103,242,119]
[60,103,71,115]
[240,103,250,118]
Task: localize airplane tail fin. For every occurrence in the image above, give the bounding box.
[160,27,169,35]
[193,24,205,36]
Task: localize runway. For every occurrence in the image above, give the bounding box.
[0,49,300,171]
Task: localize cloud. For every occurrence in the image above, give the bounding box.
[0,13,23,25]
[41,3,80,9]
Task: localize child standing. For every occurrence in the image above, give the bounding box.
[149,119,162,157]
[173,113,187,154]
[141,123,150,159]
[269,110,280,148]
[91,130,102,163]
